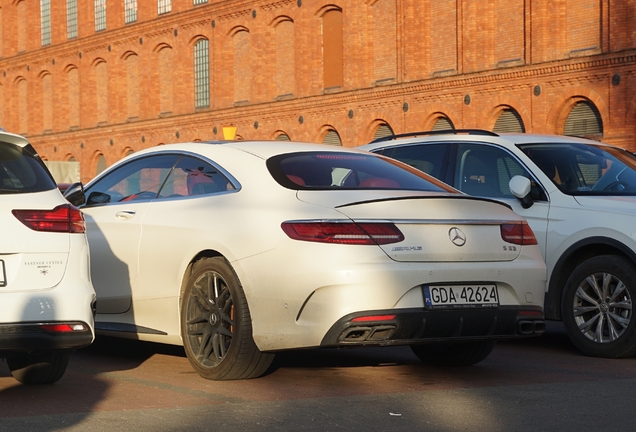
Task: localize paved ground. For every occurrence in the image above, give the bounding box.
[1,322,635,431]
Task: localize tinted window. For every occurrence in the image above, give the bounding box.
[267,151,455,193]
[0,142,56,194]
[157,155,234,198]
[519,142,636,196]
[377,143,448,179]
[85,154,179,205]
[454,143,545,200]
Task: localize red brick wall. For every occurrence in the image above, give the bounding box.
[0,0,634,181]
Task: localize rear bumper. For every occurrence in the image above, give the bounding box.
[321,306,545,347]
[0,321,93,354]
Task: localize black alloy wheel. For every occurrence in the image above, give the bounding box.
[181,257,274,380]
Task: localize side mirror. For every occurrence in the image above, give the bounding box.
[63,182,86,207]
[509,175,533,209]
[86,191,112,206]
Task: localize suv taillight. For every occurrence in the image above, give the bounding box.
[12,204,86,233]
[282,222,404,245]
[500,221,537,245]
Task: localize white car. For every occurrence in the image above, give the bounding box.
[0,131,95,384]
[64,140,546,380]
[362,130,636,358]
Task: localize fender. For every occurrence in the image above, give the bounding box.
[544,236,636,320]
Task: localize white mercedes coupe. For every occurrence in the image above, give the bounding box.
[65,140,546,380]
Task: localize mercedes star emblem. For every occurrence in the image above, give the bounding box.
[449,227,467,247]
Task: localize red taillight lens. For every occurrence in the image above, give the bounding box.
[500,222,537,245]
[12,204,86,233]
[41,324,87,332]
[351,315,396,322]
[281,222,404,245]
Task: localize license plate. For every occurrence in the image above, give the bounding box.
[0,260,5,287]
[424,284,498,309]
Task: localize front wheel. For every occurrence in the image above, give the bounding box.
[181,257,274,380]
[562,255,636,358]
[410,341,496,366]
[7,350,70,385]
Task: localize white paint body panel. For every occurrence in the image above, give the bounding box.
[0,188,95,332]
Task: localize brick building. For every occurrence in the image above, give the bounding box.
[0,0,635,182]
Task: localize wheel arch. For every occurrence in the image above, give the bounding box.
[178,250,228,308]
[545,237,636,320]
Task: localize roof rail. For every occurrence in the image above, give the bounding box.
[370,129,500,144]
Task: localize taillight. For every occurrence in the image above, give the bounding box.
[12,204,86,233]
[40,323,87,332]
[351,315,396,322]
[281,222,404,245]
[500,221,537,245]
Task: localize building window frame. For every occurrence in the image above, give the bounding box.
[158,0,172,15]
[95,0,106,32]
[193,0,208,4]
[124,0,138,24]
[194,39,210,109]
[67,0,78,39]
[40,0,51,46]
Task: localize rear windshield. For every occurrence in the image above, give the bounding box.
[267,151,457,193]
[0,142,56,194]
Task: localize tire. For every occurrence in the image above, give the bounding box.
[410,341,496,366]
[181,257,275,380]
[7,350,70,385]
[562,255,636,358]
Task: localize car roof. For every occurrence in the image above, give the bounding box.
[361,130,615,151]
[0,129,31,148]
[131,139,370,160]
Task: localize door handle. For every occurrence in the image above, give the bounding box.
[115,211,136,220]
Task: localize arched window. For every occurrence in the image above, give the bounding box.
[67,66,80,128]
[322,9,343,89]
[431,117,454,131]
[95,154,107,175]
[125,53,139,119]
[17,78,28,134]
[42,73,53,131]
[67,0,78,39]
[372,0,396,83]
[158,46,174,114]
[233,30,251,103]
[322,129,342,146]
[493,108,525,133]
[194,39,210,108]
[124,0,137,24]
[94,60,108,123]
[275,19,295,97]
[373,123,394,140]
[276,133,290,141]
[94,0,106,32]
[564,101,603,137]
[41,0,51,46]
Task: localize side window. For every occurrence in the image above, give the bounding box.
[158,155,234,198]
[85,154,179,205]
[379,144,448,180]
[454,144,545,200]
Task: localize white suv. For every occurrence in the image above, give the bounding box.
[362,130,636,358]
[0,130,95,384]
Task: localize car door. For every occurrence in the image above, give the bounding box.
[451,143,551,257]
[131,155,238,328]
[81,154,180,314]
